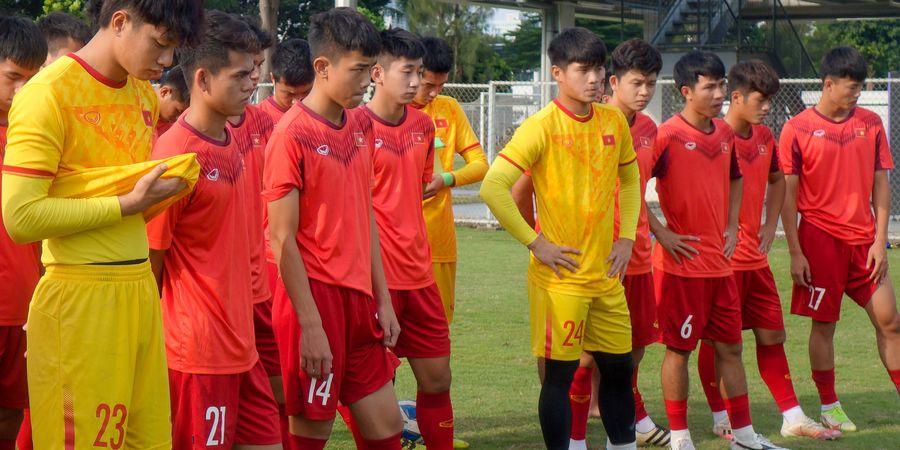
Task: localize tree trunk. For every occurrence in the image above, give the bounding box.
[258,0,280,100]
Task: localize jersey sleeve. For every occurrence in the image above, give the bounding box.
[874,121,894,170]
[651,128,670,179]
[730,143,742,179]
[448,99,488,187]
[615,110,637,166]
[778,123,800,175]
[263,128,304,201]
[424,123,436,183]
[146,195,188,250]
[497,116,545,172]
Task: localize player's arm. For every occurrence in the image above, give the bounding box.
[646,142,699,264]
[268,190,333,377]
[777,126,810,287]
[759,168,785,254]
[149,249,166,292]
[869,169,891,283]
[369,205,400,347]
[609,160,639,277]
[511,173,536,229]
[723,148,743,258]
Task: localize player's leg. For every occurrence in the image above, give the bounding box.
[15,409,30,450]
[234,362,283,450]
[260,262,291,447]
[0,326,27,450]
[432,262,457,324]
[407,357,453,449]
[661,347,692,449]
[568,353,595,450]
[697,339,730,440]
[862,282,900,396]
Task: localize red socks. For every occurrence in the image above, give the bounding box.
[569,366,592,440]
[633,365,648,422]
[362,433,402,450]
[724,393,752,429]
[16,408,31,450]
[889,369,900,397]
[417,390,454,450]
[664,399,688,431]
[756,343,799,411]
[811,368,839,405]
[698,341,725,412]
[291,435,327,450]
[278,405,294,450]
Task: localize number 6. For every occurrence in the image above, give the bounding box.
[680,314,694,339]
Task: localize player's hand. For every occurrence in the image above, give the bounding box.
[299,323,333,378]
[789,251,812,288]
[606,239,634,279]
[119,164,187,216]
[758,223,776,254]
[656,227,699,264]
[377,300,401,348]
[723,225,739,259]
[528,234,581,279]
[423,173,445,199]
[867,240,889,284]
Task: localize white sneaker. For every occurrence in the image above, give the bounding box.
[668,436,695,450]
[635,423,671,447]
[820,405,857,432]
[730,433,789,450]
[780,415,842,440]
[712,416,733,440]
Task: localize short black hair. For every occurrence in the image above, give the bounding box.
[673,50,725,90]
[271,38,314,86]
[0,16,48,71]
[308,7,380,61]
[610,38,662,78]
[159,65,189,103]
[728,59,780,98]
[87,0,204,47]
[421,37,453,74]
[821,46,867,83]
[379,28,425,62]
[548,27,607,69]
[38,12,93,53]
[238,15,274,51]
[176,11,261,92]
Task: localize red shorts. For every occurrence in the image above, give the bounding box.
[733,267,784,330]
[272,278,395,420]
[0,325,27,409]
[169,361,281,449]
[791,221,876,322]
[253,262,281,376]
[623,272,659,348]
[654,271,742,351]
[391,283,451,359]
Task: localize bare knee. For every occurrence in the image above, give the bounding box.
[811,320,836,339]
[754,328,786,346]
[288,416,333,440]
[713,342,743,362]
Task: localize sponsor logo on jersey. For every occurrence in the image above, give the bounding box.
[721,142,730,153]
[374,138,384,149]
[206,168,220,181]
[84,111,101,125]
[316,144,330,156]
[813,129,826,138]
[684,142,697,151]
[251,133,262,146]
[758,144,767,154]
[855,127,866,138]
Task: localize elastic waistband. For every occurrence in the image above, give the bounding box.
[44,260,153,282]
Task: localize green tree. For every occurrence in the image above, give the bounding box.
[803,19,900,78]
[0,0,43,16]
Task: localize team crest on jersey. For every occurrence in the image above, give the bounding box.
[412,132,425,144]
[602,134,616,146]
[316,144,330,155]
[353,131,366,147]
[83,111,101,125]
[758,144,767,154]
[640,136,651,148]
[374,138,384,149]
[435,118,448,128]
[813,129,826,138]
[251,134,262,146]
[206,168,220,181]
[721,142,730,153]
[854,128,866,138]
[142,110,153,127]
[684,142,697,151]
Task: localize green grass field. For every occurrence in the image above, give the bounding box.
[329,227,900,449]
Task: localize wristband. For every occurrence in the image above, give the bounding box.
[441,172,454,187]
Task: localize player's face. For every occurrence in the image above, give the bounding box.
[0,59,40,116]
[273,79,312,108]
[611,70,657,112]
[202,50,256,118]
[250,51,265,90]
[44,37,85,68]
[413,70,449,107]
[113,13,176,81]
[824,76,862,110]
[682,75,726,119]
[375,56,423,105]
[157,86,187,123]
[319,50,375,109]
[554,62,605,105]
[733,90,771,125]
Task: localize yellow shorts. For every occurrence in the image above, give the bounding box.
[27,261,171,450]
[432,261,456,324]
[529,280,632,360]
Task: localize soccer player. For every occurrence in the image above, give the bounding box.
[481,27,640,450]
[695,59,841,442]
[1,1,203,448]
[259,38,315,124]
[153,65,189,139]
[0,17,45,450]
[37,11,91,67]
[779,46,900,430]
[264,8,403,450]
[364,28,455,450]
[147,11,282,450]
[647,51,786,450]
[413,36,488,324]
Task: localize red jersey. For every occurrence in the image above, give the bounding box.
[652,114,742,278]
[259,96,289,125]
[154,119,174,143]
[263,102,375,296]
[778,107,893,245]
[732,124,779,270]
[147,118,257,374]
[364,105,436,290]
[232,105,274,303]
[0,125,41,326]
[614,111,657,275]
